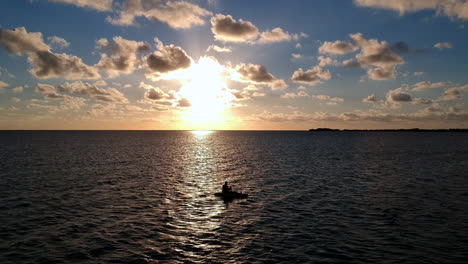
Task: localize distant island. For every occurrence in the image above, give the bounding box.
[309,128,468,132]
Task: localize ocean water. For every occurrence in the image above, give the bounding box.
[1,130,467,263]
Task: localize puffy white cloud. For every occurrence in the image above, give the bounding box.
[95,36,150,77]
[354,0,468,21]
[258,28,306,44]
[318,56,338,67]
[363,94,379,103]
[108,0,212,29]
[411,81,451,91]
[434,42,453,49]
[49,0,113,12]
[350,33,405,80]
[281,91,309,99]
[236,63,287,90]
[206,45,232,53]
[319,33,404,80]
[211,14,259,42]
[145,39,192,79]
[311,95,344,104]
[319,40,357,55]
[0,27,100,80]
[291,66,331,85]
[439,87,463,101]
[48,36,70,49]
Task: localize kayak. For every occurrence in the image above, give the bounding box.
[214,191,248,201]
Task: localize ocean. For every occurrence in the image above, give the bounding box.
[1,131,467,263]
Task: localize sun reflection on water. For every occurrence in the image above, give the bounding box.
[164,130,226,255]
[191,130,214,137]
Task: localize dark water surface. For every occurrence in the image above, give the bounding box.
[1,131,468,263]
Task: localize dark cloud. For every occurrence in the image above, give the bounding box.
[211,14,259,42]
[95,36,150,77]
[291,66,331,85]
[236,63,287,89]
[146,39,191,79]
[391,41,409,54]
[0,26,100,80]
[387,88,412,103]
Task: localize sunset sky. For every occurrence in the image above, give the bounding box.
[1,0,467,130]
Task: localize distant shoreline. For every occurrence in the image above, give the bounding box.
[308,128,468,132]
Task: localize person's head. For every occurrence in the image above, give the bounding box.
[224,181,227,185]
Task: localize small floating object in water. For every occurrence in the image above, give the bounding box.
[214,191,248,201]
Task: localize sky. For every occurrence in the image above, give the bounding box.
[0,0,468,130]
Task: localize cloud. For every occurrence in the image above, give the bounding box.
[354,0,468,21]
[386,87,412,103]
[412,98,433,105]
[12,86,25,93]
[206,45,232,53]
[177,98,191,107]
[350,33,405,80]
[342,59,361,68]
[49,0,113,11]
[317,56,338,67]
[319,40,357,55]
[258,28,306,44]
[108,0,212,29]
[281,91,310,99]
[363,94,379,103]
[291,53,302,59]
[211,14,259,42]
[36,83,65,99]
[0,27,100,80]
[57,81,129,103]
[95,36,150,77]
[311,94,344,104]
[291,66,331,85]
[231,87,266,101]
[236,63,287,90]
[48,36,70,49]
[140,82,170,101]
[145,39,192,79]
[439,87,463,101]
[414,72,425,76]
[434,42,453,49]
[411,81,451,91]
[0,81,8,91]
[9,97,21,103]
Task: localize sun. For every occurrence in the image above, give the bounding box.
[176,57,235,129]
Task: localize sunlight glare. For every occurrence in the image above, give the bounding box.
[176,57,234,128]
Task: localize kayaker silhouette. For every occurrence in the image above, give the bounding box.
[222,181,232,193]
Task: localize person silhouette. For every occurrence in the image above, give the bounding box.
[222,181,231,193]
